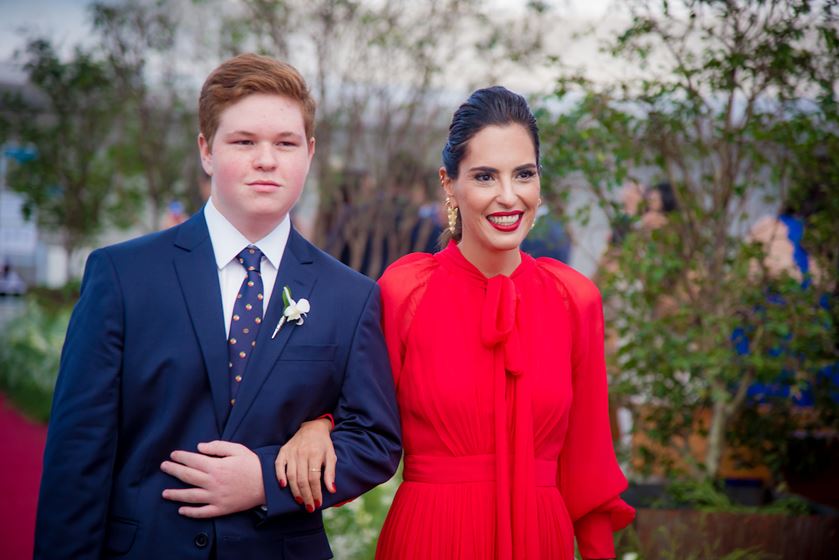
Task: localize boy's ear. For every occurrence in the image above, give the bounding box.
[307,137,316,162]
[198,133,213,175]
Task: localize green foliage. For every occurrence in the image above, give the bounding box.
[3,1,199,264]
[539,0,839,482]
[6,38,122,265]
[0,298,70,422]
[91,0,197,230]
[659,478,808,515]
[26,281,81,314]
[324,473,399,559]
[665,479,735,511]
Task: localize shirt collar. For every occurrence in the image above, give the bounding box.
[204,197,290,270]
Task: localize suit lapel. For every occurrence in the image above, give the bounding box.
[172,211,229,433]
[223,228,318,439]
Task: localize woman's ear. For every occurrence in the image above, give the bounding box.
[439,167,455,201]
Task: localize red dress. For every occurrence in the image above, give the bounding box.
[375,242,634,560]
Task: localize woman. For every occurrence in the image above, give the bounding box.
[375,86,633,559]
[640,181,678,231]
[280,86,634,559]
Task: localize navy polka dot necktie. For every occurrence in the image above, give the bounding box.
[228,245,265,407]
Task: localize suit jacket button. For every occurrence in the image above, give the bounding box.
[194,532,209,548]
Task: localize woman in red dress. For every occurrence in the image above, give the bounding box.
[374,86,634,560]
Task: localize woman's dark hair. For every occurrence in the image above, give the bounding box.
[440,86,540,244]
[649,181,679,214]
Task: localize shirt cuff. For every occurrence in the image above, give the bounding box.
[575,511,615,559]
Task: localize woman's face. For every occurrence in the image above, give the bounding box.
[442,124,541,257]
[646,189,663,213]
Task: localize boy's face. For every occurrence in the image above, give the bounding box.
[199,93,315,233]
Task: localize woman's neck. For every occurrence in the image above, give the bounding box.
[457,239,521,278]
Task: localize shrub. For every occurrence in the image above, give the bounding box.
[0,298,69,422]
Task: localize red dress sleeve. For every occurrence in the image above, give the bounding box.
[538,258,635,560]
[377,253,437,389]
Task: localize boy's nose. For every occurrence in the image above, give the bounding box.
[253,143,277,169]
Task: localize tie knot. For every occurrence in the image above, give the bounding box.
[237,246,263,273]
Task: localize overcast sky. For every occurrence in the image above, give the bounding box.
[1,0,92,73]
[0,0,625,88]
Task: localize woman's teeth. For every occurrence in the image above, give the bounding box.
[488,214,521,226]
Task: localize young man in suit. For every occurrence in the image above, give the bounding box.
[35,53,401,559]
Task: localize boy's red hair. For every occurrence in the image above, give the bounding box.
[199,53,316,147]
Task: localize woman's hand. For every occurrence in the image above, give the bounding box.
[275,418,337,512]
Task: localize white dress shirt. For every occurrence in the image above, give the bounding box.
[204,198,290,337]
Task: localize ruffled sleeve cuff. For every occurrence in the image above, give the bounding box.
[575,498,636,560]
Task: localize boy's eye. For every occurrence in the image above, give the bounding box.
[233,139,253,145]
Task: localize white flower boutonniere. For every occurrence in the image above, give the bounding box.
[271,286,310,339]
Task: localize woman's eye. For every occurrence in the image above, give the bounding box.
[475,173,493,182]
[517,169,536,180]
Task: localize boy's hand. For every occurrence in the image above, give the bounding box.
[161,441,264,518]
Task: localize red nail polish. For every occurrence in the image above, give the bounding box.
[295,496,303,504]
[306,504,314,513]
[315,500,321,509]
[280,479,287,488]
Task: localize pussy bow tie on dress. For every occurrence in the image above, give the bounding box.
[481,276,523,376]
[481,275,540,560]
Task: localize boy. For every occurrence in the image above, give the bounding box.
[35,53,401,559]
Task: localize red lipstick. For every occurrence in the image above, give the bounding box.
[486,211,524,232]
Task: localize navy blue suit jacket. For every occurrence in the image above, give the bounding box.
[35,211,401,559]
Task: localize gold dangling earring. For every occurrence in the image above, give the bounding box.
[445,196,458,235]
[531,197,542,231]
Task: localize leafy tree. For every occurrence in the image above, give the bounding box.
[92,0,197,230]
[6,39,121,277]
[539,0,839,482]
[213,0,555,274]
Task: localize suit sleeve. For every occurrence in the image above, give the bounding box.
[557,279,635,560]
[259,284,402,517]
[34,250,124,559]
